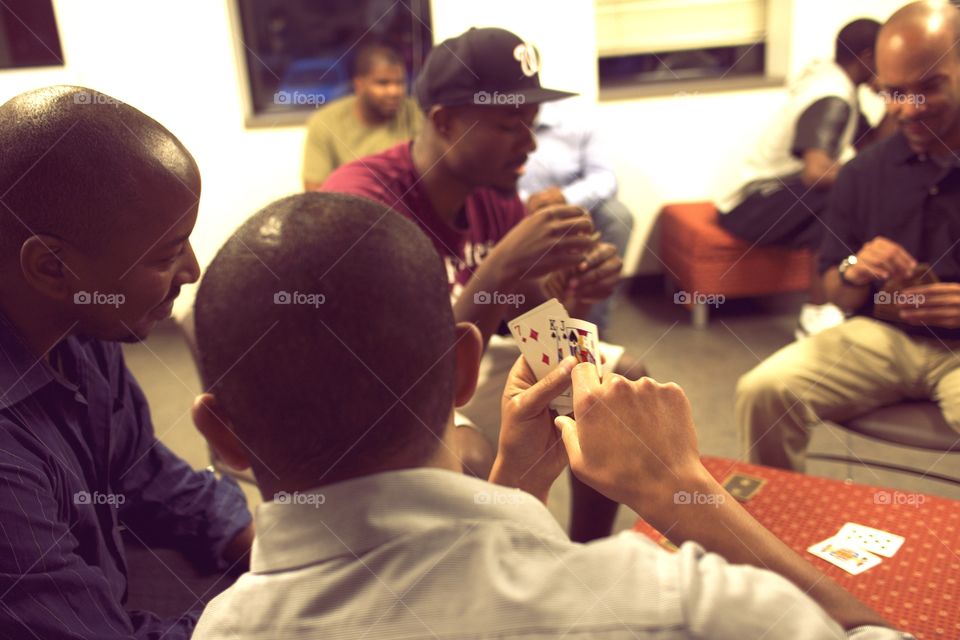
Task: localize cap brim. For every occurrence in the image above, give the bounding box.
[417,86,578,110]
[516,87,578,104]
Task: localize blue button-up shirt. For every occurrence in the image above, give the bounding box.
[0,313,251,639]
[518,99,618,211]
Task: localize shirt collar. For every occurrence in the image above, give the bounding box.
[890,131,921,165]
[249,468,568,574]
[888,130,960,167]
[0,311,58,409]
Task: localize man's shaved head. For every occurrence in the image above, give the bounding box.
[194,192,457,488]
[877,1,960,152]
[0,85,200,258]
[0,86,202,345]
[880,1,960,65]
[884,0,960,38]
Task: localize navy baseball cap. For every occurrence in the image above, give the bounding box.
[414,27,577,110]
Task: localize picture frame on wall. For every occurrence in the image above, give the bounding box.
[0,1,64,70]
[231,0,433,126]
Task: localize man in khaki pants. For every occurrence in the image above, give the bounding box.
[737,0,960,471]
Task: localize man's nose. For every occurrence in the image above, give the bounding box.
[900,95,926,120]
[179,241,201,285]
[521,123,537,154]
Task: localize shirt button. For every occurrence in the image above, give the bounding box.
[929,186,939,196]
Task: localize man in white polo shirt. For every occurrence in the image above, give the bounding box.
[718,18,890,338]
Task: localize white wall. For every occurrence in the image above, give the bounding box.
[0,0,911,318]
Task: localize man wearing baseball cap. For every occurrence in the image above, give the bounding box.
[322,27,644,542]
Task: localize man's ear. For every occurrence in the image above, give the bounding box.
[192,393,252,471]
[428,105,453,139]
[19,235,75,301]
[453,322,483,407]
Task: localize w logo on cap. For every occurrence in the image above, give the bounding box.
[513,42,541,77]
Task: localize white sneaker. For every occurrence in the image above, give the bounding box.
[795,303,845,340]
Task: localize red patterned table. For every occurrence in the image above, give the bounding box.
[633,456,960,639]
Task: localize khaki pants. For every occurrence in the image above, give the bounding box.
[736,317,960,471]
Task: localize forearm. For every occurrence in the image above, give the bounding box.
[453,253,512,348]
[488,456,551,504]
[630,468,891,631]
[511,278,548,314]
[823,268,871,312]
[801,162,840,189]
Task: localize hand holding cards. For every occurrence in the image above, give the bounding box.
[874,262,939,322]
[509,299,602,414]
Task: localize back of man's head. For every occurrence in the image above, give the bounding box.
[0,85,199,261]
[836,18,882,66]
[194,192,456,487]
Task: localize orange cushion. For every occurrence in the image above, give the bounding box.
[661,202,758,259]
[659,202,812,298]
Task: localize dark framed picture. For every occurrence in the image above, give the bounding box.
[0,1,64,70]
[233,0,433,124]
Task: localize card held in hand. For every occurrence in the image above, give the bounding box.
[510,299,610,415]
[509,299,574,413]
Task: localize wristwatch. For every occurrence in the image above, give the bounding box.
[838,254,859,286]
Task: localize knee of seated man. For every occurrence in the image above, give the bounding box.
[941,403,960,433]
[735,361,797,408]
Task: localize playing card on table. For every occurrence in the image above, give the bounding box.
[806,537,883,575]
[834,522,905,558]
[721,472,767,502]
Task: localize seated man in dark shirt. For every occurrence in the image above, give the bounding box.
[0,86,253,639]
[736,1,960,471]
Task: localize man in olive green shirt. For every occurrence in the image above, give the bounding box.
[303,43,422,189]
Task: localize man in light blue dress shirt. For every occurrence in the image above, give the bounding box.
[188,191,905,640]
[519,98,635,330]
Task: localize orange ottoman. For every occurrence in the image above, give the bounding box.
[659,202,812,327]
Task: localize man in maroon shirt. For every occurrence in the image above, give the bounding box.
[323,27,643,541]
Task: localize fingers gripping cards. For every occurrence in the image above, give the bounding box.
[510,299,601,414]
